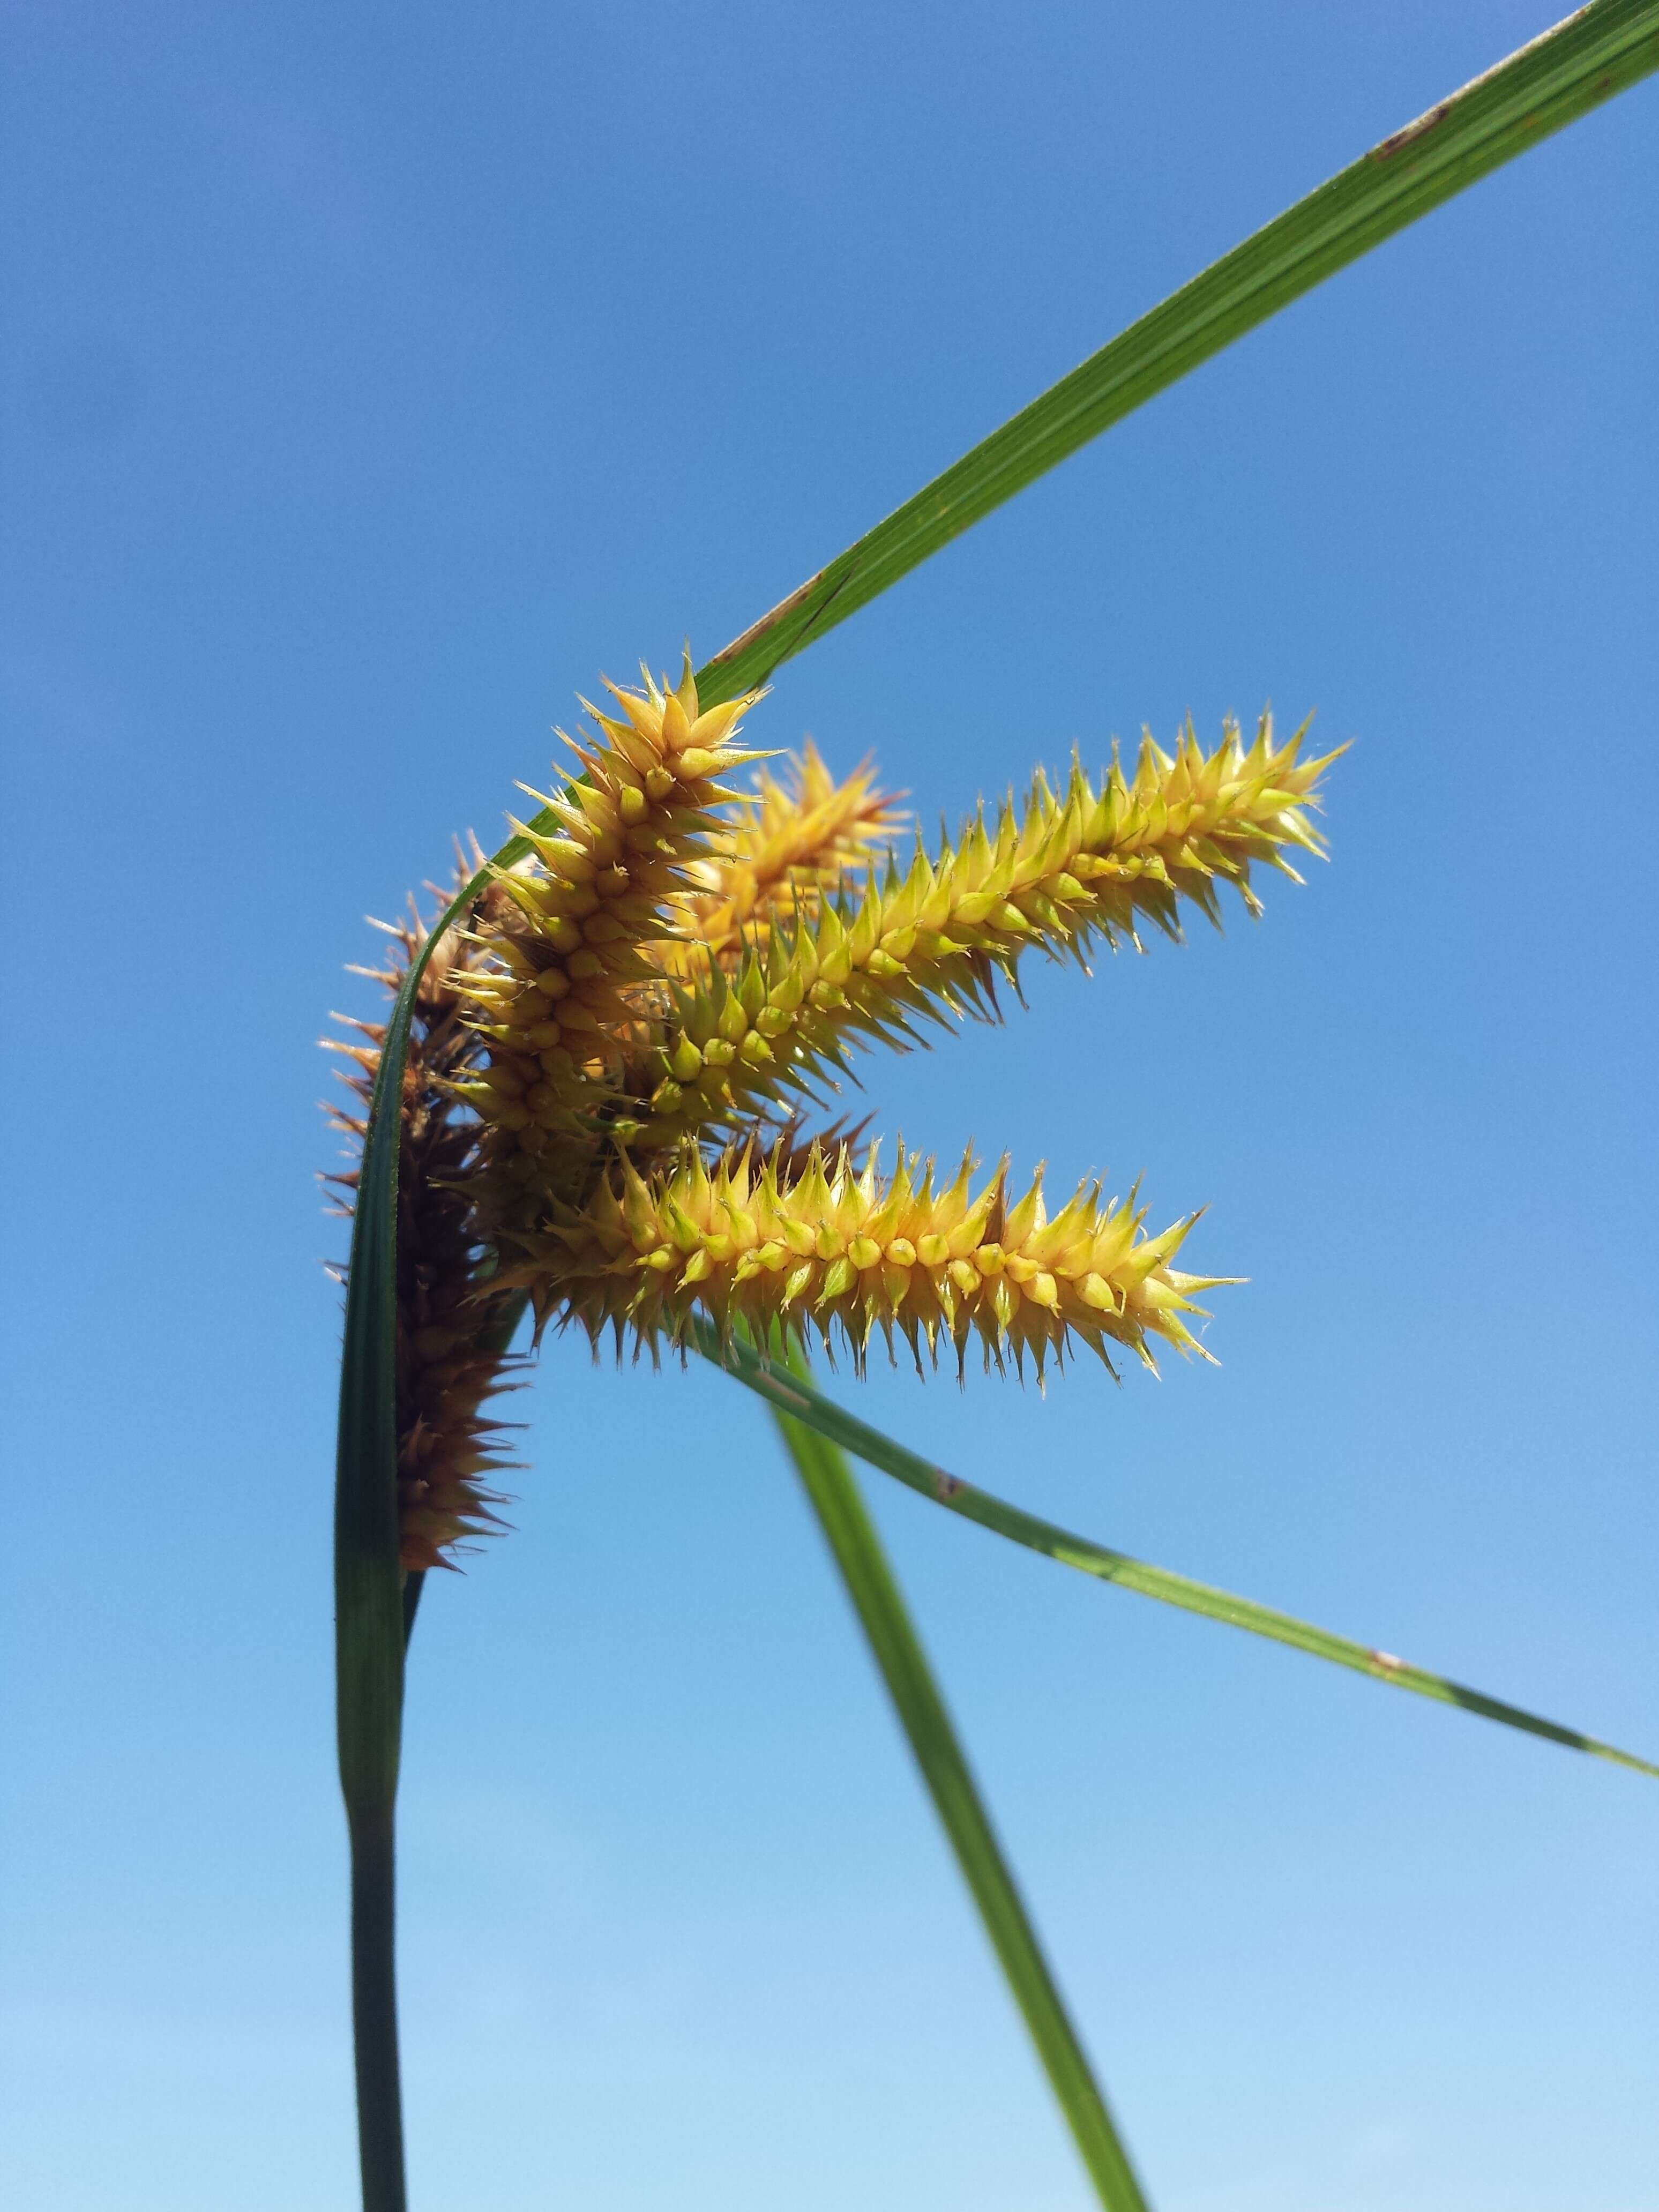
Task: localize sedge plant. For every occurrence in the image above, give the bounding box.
[328,8,1659,2207]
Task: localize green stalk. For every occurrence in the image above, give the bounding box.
[701,1321,1659,1780]
[345,1812,406,2212]
[772,1358,1150,2210]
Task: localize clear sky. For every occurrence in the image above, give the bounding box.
[3,5,1656,2208]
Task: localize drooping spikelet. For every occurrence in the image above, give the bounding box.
[629,713,1338,1144]
[324,870,523,1571]
[509,1140,1228,1381]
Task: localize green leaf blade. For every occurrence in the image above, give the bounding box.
[334,1000,411,1826]
[693,0,1659,706]
[771,1350,1150,2211]
[701,1321,1659,1782]
[333,1000,413,2211]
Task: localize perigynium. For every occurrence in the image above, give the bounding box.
[329,652,1337,1567]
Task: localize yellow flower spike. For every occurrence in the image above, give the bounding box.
[632,709,1341,1147]
[660,741,906,979]
[339,658,1344,1568]
[505,1140,1227,1380]
[452,668,768,1171]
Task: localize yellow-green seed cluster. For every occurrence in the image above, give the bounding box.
[629,714,1336,1143]
[334,655,1339,1563]
[510,1140,1227,1380]
[667,739,905,969]
[445,660,768,1164]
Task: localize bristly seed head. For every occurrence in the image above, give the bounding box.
[506,1139,1232,1385]
[324,856,525,1572]
[328,653,1340,1567]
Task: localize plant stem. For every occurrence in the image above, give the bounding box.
[348,1810,408,2212]
[773,1378,1150,2211]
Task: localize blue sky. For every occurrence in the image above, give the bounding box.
[2,4,1655,2207]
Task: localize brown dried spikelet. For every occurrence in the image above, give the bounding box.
[324,859,524,1572]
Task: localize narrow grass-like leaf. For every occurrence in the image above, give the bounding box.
[701,1322,1658,1780]
[696,0,1659,704]
[334,989,416,2212]
[771,1348,1150,2210]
